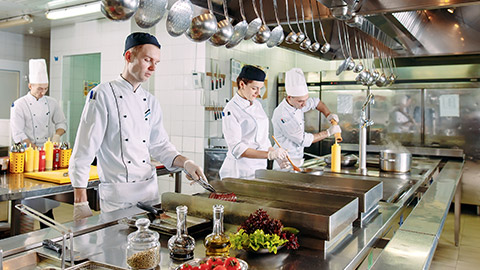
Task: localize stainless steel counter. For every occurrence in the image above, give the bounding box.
[0,167,182,236]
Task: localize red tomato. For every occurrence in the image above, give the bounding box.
[192,267,200,270]
[213,266,227,270]
[224,257,241,270]
[181,263,193,270]
[206,258,224,267]
[198,263,211,270]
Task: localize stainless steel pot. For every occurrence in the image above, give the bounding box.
[379,150,411,173]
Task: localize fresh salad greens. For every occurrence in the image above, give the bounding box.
[229,229,288,254]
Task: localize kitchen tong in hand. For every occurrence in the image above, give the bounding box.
[184,170,217,193]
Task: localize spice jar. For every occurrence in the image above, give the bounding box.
[168,205,195,261]
[204,204,231,257]
[126,218,160,270]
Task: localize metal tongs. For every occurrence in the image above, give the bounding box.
[184,170,217,193]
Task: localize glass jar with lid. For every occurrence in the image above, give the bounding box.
[126,218,161,270]
[168,205,195,261]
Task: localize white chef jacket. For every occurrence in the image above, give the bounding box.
[10,93,67,147]
[69,75,180,212]
[219,93,271,179]
[272,97,320,160]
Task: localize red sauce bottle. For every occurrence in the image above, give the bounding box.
[53,148,60,170]
[38,148,46,172]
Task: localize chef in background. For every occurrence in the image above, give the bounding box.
[69,32,205,219]
[220,65,287,179]
[10,58,67,228]
[272,68,341,168]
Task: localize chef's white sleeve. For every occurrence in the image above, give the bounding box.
[301,97,320,113]
[51,98,67,132]
[10,101,29,143]
[69,90,108,188]
[148,100,180,171]
[273,114,314,148]
[222,112,248,159]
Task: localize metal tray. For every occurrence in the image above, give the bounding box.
[65,261,127,270]
[119,211,211,235]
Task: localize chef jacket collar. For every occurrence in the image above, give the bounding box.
[233,92,253,109]
[282,98,300,113]
[116,74,142,92]
[27,92,45,102]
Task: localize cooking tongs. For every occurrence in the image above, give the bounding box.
[184,170,217,193]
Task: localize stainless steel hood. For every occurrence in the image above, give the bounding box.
[192,0,480,60]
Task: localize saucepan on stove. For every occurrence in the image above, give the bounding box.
[379,149,411,173]
[324,154,358,167]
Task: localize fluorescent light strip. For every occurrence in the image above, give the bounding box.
[0,15,33,28]
[46,1,101,20]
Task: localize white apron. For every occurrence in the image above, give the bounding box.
[220,93,271,179]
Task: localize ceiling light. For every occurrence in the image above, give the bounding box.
[46,1,101,20]
[447,8,455,13]
[0,15,33,29]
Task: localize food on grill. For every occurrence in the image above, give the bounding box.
[208,192,237,202]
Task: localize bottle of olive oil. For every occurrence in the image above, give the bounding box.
[204,205,231,256]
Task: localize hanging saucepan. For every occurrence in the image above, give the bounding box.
[225,0,248,48]
[209,0,234,46]
[253,0,271,44]
[101,0,139,21]
[266,0,285,47]
[166,0,194,36]
[134,0,168,28]
[185,0,217,42]
[379,150,412,173]
[244,0,262,40]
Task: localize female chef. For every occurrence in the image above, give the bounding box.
[219,65,287,179]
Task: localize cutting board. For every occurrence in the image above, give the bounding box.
[24,166,99,184]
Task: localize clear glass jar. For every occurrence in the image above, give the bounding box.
[126,218,160,270]
[168,205,195,261]
[204,204,231,257]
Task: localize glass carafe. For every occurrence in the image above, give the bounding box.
[126,218,160,270]
[168,205,195,261]
[204,204,231,257]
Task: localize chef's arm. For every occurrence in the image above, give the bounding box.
[172,155,189,168]
[55,128,66,136]
[312,131,330,144]
[74,188,88,203]
[240,148,268,159]
[21,138,36,148]
[316,100,332,118]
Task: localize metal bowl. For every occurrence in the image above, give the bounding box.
[324,154,358,167]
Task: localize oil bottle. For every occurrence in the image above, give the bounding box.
[204,204,230,257]
[168,205,195,261]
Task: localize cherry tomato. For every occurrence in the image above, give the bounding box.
[198,263,211,270]
[181,263,193,270]
[192,267,200,270]
[224,257,241,270]
[213,266,227,270]
[206,258,224,267]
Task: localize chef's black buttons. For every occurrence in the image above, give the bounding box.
[143,140,146,143]
[30,103,32,105]
[123,115,127,118]
[125,138,128,141]
[33,114,36,116]
[142,160,146,163]
[36,137,39,140]
[119,96,123,98]
[145,118,148,121]
[128,161,131,164]
[35,126,37,128]
[143,98,146,101]
[46,125,48,128]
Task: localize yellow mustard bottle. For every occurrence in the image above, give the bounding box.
[44,138,53,170]
[331,140,341,172]
[25,145,34,173]
[33,147,39,172]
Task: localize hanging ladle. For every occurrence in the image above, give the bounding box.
[299,0,312,50]
[284,0,298,44]
[292,0,305,44]
[353,29,364,73]
[253,0,271,44]
[209,0,234,46]
[307,0,320,52]
[336,21,352,76]
[185,0,217,42]
[267,0,285,47]
[226,0,248,48]
[342,22,355,71]
[314,0,330,53]
[244,0,262,40]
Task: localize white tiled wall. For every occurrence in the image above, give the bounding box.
[0,31,50,147]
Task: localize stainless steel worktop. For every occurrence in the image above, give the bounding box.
[0,158,464,270]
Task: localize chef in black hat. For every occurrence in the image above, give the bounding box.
[69,32,206,219]
[219,65,287,179]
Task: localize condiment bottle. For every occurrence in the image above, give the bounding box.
[25,145,34,173]
[44,138,53,170]
[204,204,230,257]
[126,218,161,270]
[53,146,60,170]
[38,147,46,172]
[331,140,341,172]
[33,147,39,172]
[168,205,195,261]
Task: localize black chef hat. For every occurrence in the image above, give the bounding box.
[238,65,266,82]
[124,32,161,55]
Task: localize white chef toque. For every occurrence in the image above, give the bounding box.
[29,59,49,84]
[285,68,308,97]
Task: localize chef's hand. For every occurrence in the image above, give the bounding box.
[267,147,288,160]
[52,134,61,144]
[275,158,290,169]
[326,125,342,137]
[327,113,339,123]
[184,160,206,181]
[73,201,93,221]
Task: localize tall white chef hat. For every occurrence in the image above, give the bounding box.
[285,68,308,97]
[29,59,49,84]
